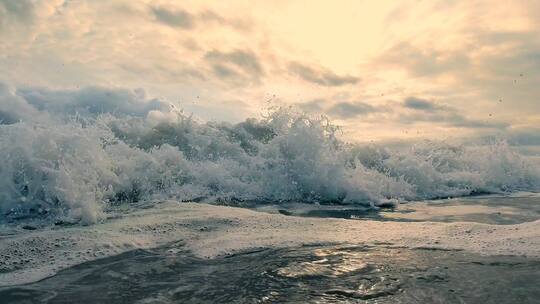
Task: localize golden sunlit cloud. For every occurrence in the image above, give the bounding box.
[1,0,539,142]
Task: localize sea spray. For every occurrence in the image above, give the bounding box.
[1,85,539,224]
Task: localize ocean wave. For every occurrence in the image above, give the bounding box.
[1,84,539,224]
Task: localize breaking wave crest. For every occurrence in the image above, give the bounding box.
[1,84,539,224]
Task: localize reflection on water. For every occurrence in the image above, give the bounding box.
[381,194,540,224]
[256,194,540,225]
[1,244,539,303]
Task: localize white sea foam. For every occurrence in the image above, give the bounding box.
[1,201,539,286]
[1,84,539,224]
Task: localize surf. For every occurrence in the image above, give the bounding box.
[1,84,539,225]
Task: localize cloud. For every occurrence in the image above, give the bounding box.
[0,0,35,21]
[403,97,440,112]
[442,113,508,129]
[295,98,386,120]
[211,64,240,79]
[378,42,470,77]
[0,0,70,37]
[0,82,252,126]
[205,50,263,76]
[296,98,325,113]
[198,10,250,31]
[1,1,538,139]
[472,44,540,112]
[376,23,540,115]
[399,96,507,129]
[289,62,359,86]
[204,49,264,84]
[151,6,194,29]
[16,85,168,117]
[0,0,37,33]
[150,5,249,31]
[328,101,378,119]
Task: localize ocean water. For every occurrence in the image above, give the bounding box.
[255,193,540,225]
[1,85,540,303]
[1,193,539,303]
[1,84,539,226]
[1,244,539,304]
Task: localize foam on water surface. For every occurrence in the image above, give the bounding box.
[1,84,540,292]
[379,194,540,224]
[1,200,539,286]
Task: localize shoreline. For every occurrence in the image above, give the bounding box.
[1,201,539,287]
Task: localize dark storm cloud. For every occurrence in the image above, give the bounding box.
[328,101,378,119]
[288,62,359,86]
[151,6,195,29]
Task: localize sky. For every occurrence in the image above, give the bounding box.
[1,0,540,143]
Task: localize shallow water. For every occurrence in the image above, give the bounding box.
[1,243,539,304]
[255,193,540,225]
[380,194,540,225]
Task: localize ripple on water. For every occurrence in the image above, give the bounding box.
[0,244,539,303]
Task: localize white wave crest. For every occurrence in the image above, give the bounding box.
[1,85,539,224]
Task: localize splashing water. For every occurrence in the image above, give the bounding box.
[1,85,539,224]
